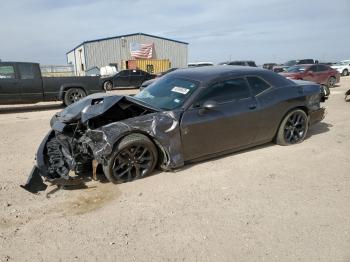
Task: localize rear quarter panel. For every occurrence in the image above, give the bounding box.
[255,83,320,141]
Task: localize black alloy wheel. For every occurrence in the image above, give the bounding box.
[321,85,330,97]
[64,88,86,106]
[276,109,309,146]
[103,134,158,183]
[112,145,153,181]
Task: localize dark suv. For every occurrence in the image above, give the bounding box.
[273,59,319,73]
[284,59,319,67]
[101,69,156,90]
[219,61,257,67]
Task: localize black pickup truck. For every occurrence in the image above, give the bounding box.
[0,62,104,105]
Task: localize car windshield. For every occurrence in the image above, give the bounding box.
[286,65,307,73]
[134,77,199,110]
[284,60,298,66]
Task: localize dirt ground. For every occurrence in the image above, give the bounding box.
[0,79,349,262]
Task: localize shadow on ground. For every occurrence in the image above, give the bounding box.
[0,103,64,114]
[306,122,332,138]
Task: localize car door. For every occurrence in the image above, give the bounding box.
[130,70,142,87]
[17,63,43,103]
[0,63,21,104]
[113,70,130,87]
[245,76,280,142]
[303,65,318,83]
[180,77,260,161]
[316,65,331,84]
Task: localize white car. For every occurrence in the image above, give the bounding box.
[331,60,350,76]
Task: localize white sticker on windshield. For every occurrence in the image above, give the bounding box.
[171,86,190,95]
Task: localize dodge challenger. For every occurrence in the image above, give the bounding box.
[22,66,326,193]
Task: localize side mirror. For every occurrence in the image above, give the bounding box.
[198,100,218,115]
[202,100,218,110]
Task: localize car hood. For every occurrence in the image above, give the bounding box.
[331,65,345,69]
[52,93,160,125]
[280,72,301,78]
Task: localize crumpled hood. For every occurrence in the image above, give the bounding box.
[52,92,161,127]
[54,93,124,124]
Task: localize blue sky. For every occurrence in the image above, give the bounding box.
[0,0,349,65]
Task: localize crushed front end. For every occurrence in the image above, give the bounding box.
[22,119,95,193]
[22,93,184,193]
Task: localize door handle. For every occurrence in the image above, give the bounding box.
[249,104,257,110]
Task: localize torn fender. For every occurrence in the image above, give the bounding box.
[84,110,185,169]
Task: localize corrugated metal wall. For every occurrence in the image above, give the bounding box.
[83,34,187,72]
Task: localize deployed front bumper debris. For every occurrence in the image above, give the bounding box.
[21,166,47,193]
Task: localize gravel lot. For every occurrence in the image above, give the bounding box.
[0,80,349,262]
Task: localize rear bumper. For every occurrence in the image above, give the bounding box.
[309,107,326,126]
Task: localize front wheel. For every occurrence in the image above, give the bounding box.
[103,134,158,183]
[64,88,86,106]
[321,85,330,97]
[342,69,349,76]
[276,109,309,146]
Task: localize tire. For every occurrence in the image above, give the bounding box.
[342,69,349,76]
[321,85,330,97]
[104,81,113,91]
[103,133,158,183]
[276,109,309,146]
[64,88,86,106]
[327,76,336,88]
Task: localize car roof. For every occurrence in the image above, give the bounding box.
[166,65,292,86]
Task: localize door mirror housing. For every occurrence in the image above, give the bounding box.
[202,100,218,110]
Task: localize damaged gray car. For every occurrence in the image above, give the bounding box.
[22,66,326,193]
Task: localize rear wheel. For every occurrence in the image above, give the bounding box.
[342,69,349,76]
[276,109,309,146]
[103,134,158,183]
[104,81,113,91]
[64,88,86,106]
[327,76,336,88]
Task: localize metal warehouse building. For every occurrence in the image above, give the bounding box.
[67,32,188,76]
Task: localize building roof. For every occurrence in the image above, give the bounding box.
[67,32,189,54]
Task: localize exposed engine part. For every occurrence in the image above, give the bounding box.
[46,138,70,179]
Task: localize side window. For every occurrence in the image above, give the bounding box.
[301,59,313,64]
[317,65,329,72]
[229,62,245,66]
[18,63,35,79]
[247,61,256,67]
[0,65,15,79]
[198,78,251,104]
[130,70,141,76]
[118,70,129,77]
[309,65,317,72]
[247,76,271,96]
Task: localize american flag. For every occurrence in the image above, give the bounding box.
[130,42,153,59]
